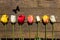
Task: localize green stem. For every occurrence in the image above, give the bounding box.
[35,23,41,40]
[37,23,38,38]
[37,23,41,40]
[35,23,39,40]
[29,25,31,40]
[45,24,47,40]
[19,25,21,40]
[12,24,15,40]
[52,24,54,40]
[19,25,24,40]
[5,24,7,40]
[52,24,57,40]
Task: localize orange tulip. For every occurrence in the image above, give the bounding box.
[42,15,49,24]
[27,15,34,24]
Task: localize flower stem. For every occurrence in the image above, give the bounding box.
[12,24,15,40]
[35,23,39,40]
[37,23,41,40]
[45,24,47,40]
[29,25,31,40]
[37,23,39,38]
[52,24,54,40]
[19,25,24,40]
[19,25,21,40]
[5,24,7,40]
[34,23,41,40]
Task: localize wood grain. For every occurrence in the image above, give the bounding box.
[0,0,60,38]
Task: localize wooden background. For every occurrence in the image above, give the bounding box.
[0,0,60,39]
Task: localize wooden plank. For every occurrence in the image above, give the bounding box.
[0,0,60,38]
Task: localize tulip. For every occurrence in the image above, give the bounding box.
[27,15,34,24]
[35,16,41,40]
[50,15,56,23]
[10,15,16,40]
[36,16,40,22]
[27,15,34,40]
[1,14,8,24]
[18,15,25,40]
[18,15,25,24]
[1,14,8,40]
[11,15,16,23]
[42,15,49,24]
[50,15,56,40]
[42,15,49,40]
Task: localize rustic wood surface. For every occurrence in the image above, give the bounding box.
[0,0,60,38]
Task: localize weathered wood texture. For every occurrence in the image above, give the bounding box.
[0,0,60,38]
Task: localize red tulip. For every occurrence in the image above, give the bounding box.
[18,15,25,24]
[27,15,34,24]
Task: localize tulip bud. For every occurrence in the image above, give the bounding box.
[27,15,34,24]
[18,15,25,24]
[50,15,56,23]
[11,15,16,23]
[1,14,8,24]
[42,15,49,24]
[36,16,40,22]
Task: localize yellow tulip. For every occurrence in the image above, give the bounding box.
[1,14,8,23]
[42,15,49,24]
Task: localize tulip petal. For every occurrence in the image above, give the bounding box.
[42,15,49,24]
[28,15,34,24]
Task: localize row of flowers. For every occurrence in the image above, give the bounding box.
[0,14,56,40]
[0,14,56,24]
